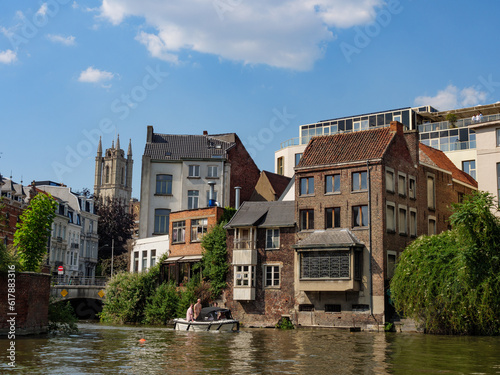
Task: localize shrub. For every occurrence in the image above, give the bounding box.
[144,281,180,325]
[48,300,78,334]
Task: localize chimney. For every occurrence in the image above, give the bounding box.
[208,181,216,207]
[203,130,208,136]
[235,186,241,210]
[390,121,404,135]
[147,125,154,143]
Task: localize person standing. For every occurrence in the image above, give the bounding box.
[194,299,202,320]
[186,303,194,322]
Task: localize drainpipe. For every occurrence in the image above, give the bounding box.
[367,161,373,318]
[235,186,241,210]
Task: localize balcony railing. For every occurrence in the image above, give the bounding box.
[53,276,108,286]
[233,239,255,250]
[418,113,500,133]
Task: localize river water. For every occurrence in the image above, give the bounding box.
[1,322,500,374]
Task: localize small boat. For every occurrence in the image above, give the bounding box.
[173,307,239,332]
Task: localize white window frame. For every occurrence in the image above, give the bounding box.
[191,218,208,242]
[188,165,200,178]
[188,190,199,209]
[265,228,280,249]
[235,265,255,287]
[263,264,281,288]
[172,221,186,243]
[207,165,218,178]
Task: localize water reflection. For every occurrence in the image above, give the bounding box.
[1,323,500,374]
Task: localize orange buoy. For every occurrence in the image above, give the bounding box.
[139,338,146,343]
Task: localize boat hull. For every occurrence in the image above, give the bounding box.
[173,319,239,332]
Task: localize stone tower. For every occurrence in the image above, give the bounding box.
[94,135,133,204]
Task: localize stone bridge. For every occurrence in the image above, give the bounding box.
[50,277,108,303]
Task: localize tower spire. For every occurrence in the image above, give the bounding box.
[97,136,102,154]
[127,139,132,157]
[116,134,120,150]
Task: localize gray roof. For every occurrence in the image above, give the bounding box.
[294,229,364,249]
[144,133,236,161]
[225,201,295,228]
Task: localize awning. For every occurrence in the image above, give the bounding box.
[162,256,184,263]
[178,255,203,262]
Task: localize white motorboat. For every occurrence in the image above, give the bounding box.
[173,307,239,332]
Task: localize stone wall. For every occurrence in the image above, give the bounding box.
[0,272,51,335]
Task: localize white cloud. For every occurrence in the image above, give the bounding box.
[78,67,115,83]
[98,0,385,70]
[36,3,48,17]
[414,85,488,111]
[47,34,76,46]
[0,49,17,64]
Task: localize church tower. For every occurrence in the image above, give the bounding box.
[94,135,133,204]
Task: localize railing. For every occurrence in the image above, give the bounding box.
[53,276,108,286]
[233,239,255,250]
[418,113,500,133]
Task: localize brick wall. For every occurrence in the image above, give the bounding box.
[0,200,24,245]
[227,135,261,206]
[225,227,296,327]
[0,272,50,335]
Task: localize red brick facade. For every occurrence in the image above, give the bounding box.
[225,227,296,327]
[0,199,24,246]
[293,122,477,327]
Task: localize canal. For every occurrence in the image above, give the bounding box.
[1,322,500,374]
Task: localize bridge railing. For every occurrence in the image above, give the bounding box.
[53,277,108,286]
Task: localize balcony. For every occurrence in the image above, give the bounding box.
[232,249,257,265]
[233,287,255,301]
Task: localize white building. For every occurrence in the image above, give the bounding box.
[129,235,169,273]
[37,184,99,280]
[138,126,260,239]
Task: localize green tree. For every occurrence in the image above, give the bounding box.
[144,281,180,325]
[14,193,57,272]
[200,222,229,299]
[391,192,500,335]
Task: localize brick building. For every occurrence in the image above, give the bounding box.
[224,201,296,327]
[0,176,28,246]
[161,206,224,285]
[249,170,291,202]
[293,122,477,328]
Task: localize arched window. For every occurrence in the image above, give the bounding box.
[105,166,110,183]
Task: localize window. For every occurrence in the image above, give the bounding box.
[142,250,148,270]
[156,174,172,195]
[398,206,407,235]
[409,176,416,199]
[277,157,284,175]
[235,228,254,249]
[300,209,314,230]
[264,265,280,287]
[393,115,402,123]
[295,153,302,166]
[301,251,350,279]
[352,171,367,191]
[154,209,170,234]
[325,207,341,229]
[300,177,314,195]
[191,218,208,242]
[386,202,396,232]
[352,205,368,227]
[266,229,280,249]
[427,175,436,209]
[206,190,218,206]
[398,173,407,196]
[188,165,200,177]
[410,209,417,237]
[387,252,397,279]
[462,160,476,180]
[172,221,186,243]
[188,190,199,209]
[428,217,436,235]
[325,304,341,313]
[386,168,395,192]
[235,265,255,287]
[325,174,340,194]
[105,166,110,183]
[497,129,500,147]
[207,165,218,178]
[150,250,156,267]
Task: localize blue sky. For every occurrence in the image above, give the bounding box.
[1,0,499,198]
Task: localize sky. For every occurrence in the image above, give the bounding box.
[1,0,499,199]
